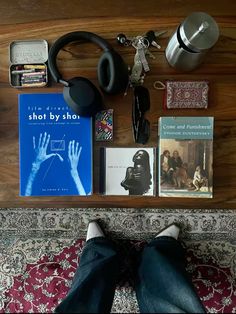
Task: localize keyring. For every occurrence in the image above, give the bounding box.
[153,80,166,90]
[132,36,149,50]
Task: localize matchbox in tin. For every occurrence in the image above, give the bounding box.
[9,39,48,88]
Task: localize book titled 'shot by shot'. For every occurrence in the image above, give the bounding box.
[158,117,213,198]
[18,93,93,196]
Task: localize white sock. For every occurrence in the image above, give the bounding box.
[155,224,180,240]
[86,221,105,241]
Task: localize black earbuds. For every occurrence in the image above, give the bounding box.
[48,31,129,117]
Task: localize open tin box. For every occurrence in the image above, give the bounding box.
[9,39,48,88]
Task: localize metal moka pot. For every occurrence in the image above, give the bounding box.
[165,12,219,71]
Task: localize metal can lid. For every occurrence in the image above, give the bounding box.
[10,39,48,64]
[179,12,219,52]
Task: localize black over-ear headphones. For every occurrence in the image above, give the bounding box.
[48,31,129,116]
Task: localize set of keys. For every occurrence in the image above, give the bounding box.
[117,30,166,144]
[117,30,167,86]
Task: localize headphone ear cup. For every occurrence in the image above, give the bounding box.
[98,51,129,94]
[63,77,104,116]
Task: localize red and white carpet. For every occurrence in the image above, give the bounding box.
[1,208,236,313]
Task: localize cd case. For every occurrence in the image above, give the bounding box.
[99,147,156,196]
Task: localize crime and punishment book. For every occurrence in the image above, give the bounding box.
[158,116,213,198]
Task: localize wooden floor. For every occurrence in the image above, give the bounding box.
[0,0,236,208]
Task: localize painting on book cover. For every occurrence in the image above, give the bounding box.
[159,139,213,198]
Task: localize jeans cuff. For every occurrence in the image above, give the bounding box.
[85,236,107,245]
[84,236,117,251]
[149,236,183,248]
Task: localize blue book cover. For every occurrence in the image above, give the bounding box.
[18,93,93,196]
[158,117,213,198]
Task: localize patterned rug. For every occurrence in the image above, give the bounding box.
[1,208,236,313]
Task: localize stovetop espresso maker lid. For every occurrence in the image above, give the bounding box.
[179,12,219,53]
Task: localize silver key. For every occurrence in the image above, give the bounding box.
[154,30,168,37]
[152,30,168,48]
[151,41,161,49]
[145,30,167,49]
[132,36,150,72]
[137,44,150,72]
[131,62,143,84]
[130,51,143,84]
[145,49,156,59]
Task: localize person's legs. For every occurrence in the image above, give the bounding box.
[134,224,206,314]
[55,221,121,313]
[193,179,200,191]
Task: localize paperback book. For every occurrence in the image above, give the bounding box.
[158,117,213,198]
[100,147,156,196]
[18,93,93,196]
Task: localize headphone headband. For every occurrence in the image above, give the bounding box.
[48,31,113,84]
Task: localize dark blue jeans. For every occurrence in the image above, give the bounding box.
[55,237,205,313]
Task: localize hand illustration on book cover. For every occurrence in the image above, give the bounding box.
[25,132,63,196]
[68,140,86,195]
[121,150,152,195]
[25,132,86,196]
